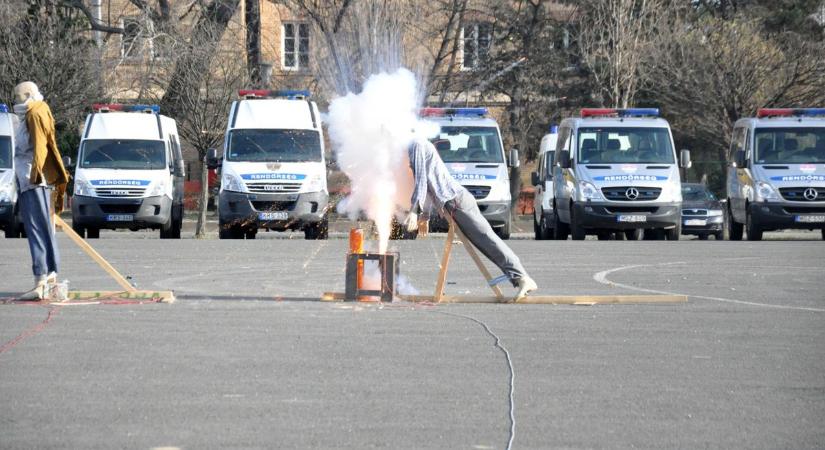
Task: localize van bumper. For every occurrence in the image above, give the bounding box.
[573,201,680,230]
[750,202,825,230]
[0,201,14,228]
[219,190,328,230]
[71,195,172,229]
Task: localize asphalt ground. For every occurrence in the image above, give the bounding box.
[0,220,824,449]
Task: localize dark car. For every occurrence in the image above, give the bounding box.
[681,183,725,240]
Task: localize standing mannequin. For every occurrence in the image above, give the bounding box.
[12,81,69,301]
[405,138,537,302]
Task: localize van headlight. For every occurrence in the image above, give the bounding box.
[662,183,682,202]
[755,181,778,201]
[578,181,603,201]
[304,174,325,192]
[148,179,170,198]
[74,179,95,197]
[222,173,246,193]
[0,184,14,203]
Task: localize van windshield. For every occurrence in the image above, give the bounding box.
[431,126,504,163]
[754,128,825,164]
[81,139,166,170]
[227,129,322,162]
[577,128,675,164]
[0,136,11,168]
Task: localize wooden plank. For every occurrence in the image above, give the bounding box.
[67,290,175,303]
[322,292,687,305]
[53,215,136,292]
[452,224,505,300]
[433,223,455,303]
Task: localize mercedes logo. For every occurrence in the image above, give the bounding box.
[625,187,640,200]
[803,187,818,201]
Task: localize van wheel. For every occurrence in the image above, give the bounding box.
[244,228,257,240]
[714,231,724,240]
[698,233,709,240]
[644,229,665,240]
[569,206,586,241]
[745,206,763,241]
[728,206,744,241]
[219,224,242,239]
[86,227,100,239]
[821,229,824,240]
[665,224,681,240]
[305,217,329,240]
[496,216,511,240]
[540,215,553,240]
[553,206,569,240]
[596,231,611,240]
[624,229,643,240]
[533,215,542,240]
[71,221,86,239]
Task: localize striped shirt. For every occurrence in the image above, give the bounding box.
[408,139,463,213]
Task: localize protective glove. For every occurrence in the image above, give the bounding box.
[404,212,419,232]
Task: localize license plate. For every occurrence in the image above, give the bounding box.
[685,219,707,226]
[106,214,133,222]
[259,211,288,221]
[617,215,647,223]
[795,215,825,223]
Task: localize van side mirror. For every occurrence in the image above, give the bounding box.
[531,171,540,186]
[557,150,571,169]
[508,148,520,168]
[174,160,185,178]
[206,148,221,170]
[61,155,72,168]
[680,149,692,169]
[733,149,746,168]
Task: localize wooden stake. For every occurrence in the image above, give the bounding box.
[433,223,455,302]
[53,215,136,292]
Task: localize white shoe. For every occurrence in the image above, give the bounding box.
[19,276,48,301]
[512,276,538,303]
[47,275,69,303]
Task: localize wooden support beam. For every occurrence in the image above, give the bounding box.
[321,292,687,305]
[433,224,455,302]
[452,225,505,300]
[53,215,136,292]
[67,290,175,303]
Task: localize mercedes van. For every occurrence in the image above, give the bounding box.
[531,125,558,240]
[0,104,23,238]
[552,108,689,240]
[217,90,328,240]
[726,108,825,241]
[71,104,185,239]
[423,107,518,239]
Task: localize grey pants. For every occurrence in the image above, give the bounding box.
[443,189,528,286]
[19,187,60,277]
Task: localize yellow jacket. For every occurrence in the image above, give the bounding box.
[26,100,69,213]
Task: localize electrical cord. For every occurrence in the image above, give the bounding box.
[434,310,516,450]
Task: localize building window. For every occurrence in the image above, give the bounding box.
[121,17,143,58]
[282,22,309,70]
[461,22,492,70]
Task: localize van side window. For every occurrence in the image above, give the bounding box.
[730,127,745,161]
[555,127,570,166]
[537,154,545,182]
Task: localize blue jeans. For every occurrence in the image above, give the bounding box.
[19,187,60,277]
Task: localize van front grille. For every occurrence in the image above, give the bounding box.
[464,185,491,200]
[246,182,302,194]
[601,186,661,201]
[779,187,824,202]
[95,188,146,198]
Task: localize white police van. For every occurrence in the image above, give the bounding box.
[552,108,689,240]
[424,107,518,239]
[71,104,185,239]
[727,108,825,241]
[0,103,23,238]
[216,90,328,240]
[532,125,558,240]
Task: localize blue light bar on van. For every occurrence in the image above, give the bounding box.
[0,104,7,113]
[549,124,559,133]
[93,104,160,114]
[239,89,311,99]
[757,108,825,118]
[420,107,488,118]
[581,108,659,118]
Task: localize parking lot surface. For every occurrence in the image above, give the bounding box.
[1,227,823,449]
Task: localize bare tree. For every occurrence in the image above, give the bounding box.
[578,0,668,108]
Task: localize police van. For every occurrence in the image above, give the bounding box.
[71,104,185,239]
[531,125,558,240]
[552,108,689,240]
[726,108,825,241]
[216,90,328,240]
[423,107,518,239]
[0,104,23,238]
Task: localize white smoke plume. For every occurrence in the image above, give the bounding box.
[327,68,438,253]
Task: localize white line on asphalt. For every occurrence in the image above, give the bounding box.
[302,240,328,271]
[593,261,825,312]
